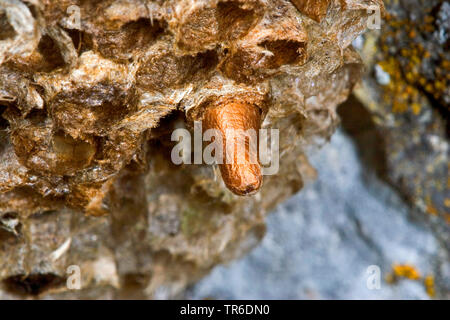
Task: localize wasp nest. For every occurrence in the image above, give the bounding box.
[0,0,382,298]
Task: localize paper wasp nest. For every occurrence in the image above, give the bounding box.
[0,0,382,298]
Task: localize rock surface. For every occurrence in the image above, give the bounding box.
[353,0,449,228]
[188,129,450,299]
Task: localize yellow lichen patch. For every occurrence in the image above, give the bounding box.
[377,57,422,115]
[425,195,438,216]
[444,198,450,208]
[424,275,435,298]
[408,30,416,39]
[377,13,448,114]
[411,103,421,115]
[445,214,450,225]
[393,264,421,280]
[386,264,421,283]
[426,204,439,216]
[386,264,437,297]
[447,170,450,189]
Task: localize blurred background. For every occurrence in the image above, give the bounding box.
[188,122,449,299]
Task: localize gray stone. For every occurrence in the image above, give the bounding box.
[188,130,449,299]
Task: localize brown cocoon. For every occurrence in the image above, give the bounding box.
[203,102,262,196]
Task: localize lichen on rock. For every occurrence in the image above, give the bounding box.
[353,0,449,234]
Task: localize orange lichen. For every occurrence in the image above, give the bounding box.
[386,264,437,297]
[377,13,448,115]
[425,195,439,216]
[393,264,421,280]
[424,275,435,298]
[445,214,450,225]
[444,198,450,208]
[386,264,421,283]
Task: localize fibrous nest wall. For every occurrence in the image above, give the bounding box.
[0,0,382,298]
